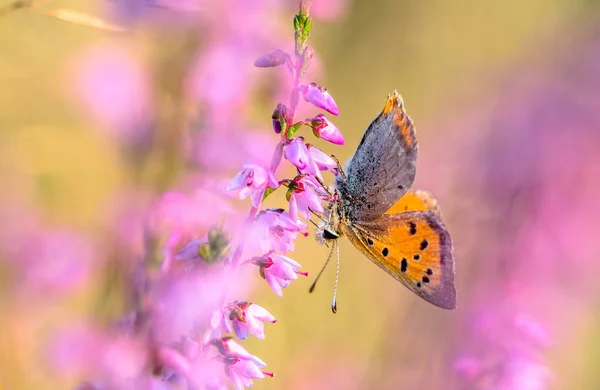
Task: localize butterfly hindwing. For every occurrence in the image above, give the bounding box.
[335,91,419,222]
[385,189,441,217]
[343,211,456,309]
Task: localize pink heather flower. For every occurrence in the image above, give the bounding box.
[203,301,275,342]
[226,164,278,208]
[230,301,276,340]
[70,43,152,140]
[253,253,307,297]
[254,49,290,68]
[300,82,339,116]
[288,175,325,220]
[310,114,345,145]
[307,144,338,173]
[227,358,271,390]
[212,337,272,390]
[253,208,307,254]
[284,137,319,178]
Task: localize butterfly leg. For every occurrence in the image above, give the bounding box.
[330,154,348,183]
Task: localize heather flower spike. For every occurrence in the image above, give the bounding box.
[52,1,346,389]
[300,82,339,116]
[254,49,291,68]
[309,114,345,145]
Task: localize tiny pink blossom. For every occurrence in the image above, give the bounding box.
[204,301,276,342]
[284,137,319,178]
[300,82,339,116]
[288,175,325,220]
[253,253,307,297]
[226,164,278,208]
[253,208,307,254]
[226,358,270,390]
[254,49,290,68]
[310,114,345,145]
[229,301,277,340]
[307,144,338,173]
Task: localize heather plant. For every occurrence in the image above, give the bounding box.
[49,1,346,389]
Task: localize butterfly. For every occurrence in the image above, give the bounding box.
[312,91,456,311]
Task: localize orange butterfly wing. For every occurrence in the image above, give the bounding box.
[342,209,456,309]
[385,189,441,217]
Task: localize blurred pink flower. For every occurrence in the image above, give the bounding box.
[151,268,232,345]
[300,82,339,116]
[288,174,325,220]
[70,43,152,141]
[254,49,291,68]
[51,324,147,383]
[309,114,345,145]
[14,229,94,296]
[226,164,278,208]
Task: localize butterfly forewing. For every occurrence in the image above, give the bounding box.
[343,211,456,309]
[336,91,418,222]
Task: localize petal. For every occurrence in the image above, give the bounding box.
[284,138,310,171]
[226,168,251,191]
[254,49,290,68]
[273,254,302,268]
[301,83,339,116]
[264,270,283,297]
[235,359,265,379]
[250,187,266,208]
[232,319,249,340]
[246,316,266,339]
[247,304,276,323]
[223,338,253,360]
[174,238,206,262]
[270,261,298,280]
[288,195,299,221]
[251,355,267,368]
[308,144,337,171]
[314,115,344,145]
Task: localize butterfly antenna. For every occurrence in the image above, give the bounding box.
[309,242,335,293]
[331,240,340,314]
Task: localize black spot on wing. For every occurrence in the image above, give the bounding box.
[400,258,408,273]
[409,222,417,235]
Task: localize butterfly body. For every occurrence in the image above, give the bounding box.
[316,92,457,310]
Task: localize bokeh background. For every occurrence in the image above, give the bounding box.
[1,0,600,389]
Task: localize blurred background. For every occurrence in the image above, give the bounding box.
[1,0,600,389]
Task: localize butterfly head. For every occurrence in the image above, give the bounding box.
[315,192,344,246]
